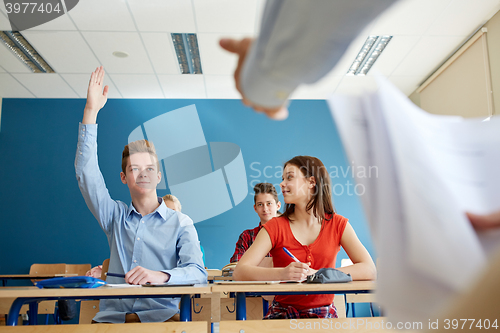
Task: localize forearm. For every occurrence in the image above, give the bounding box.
[241,0,397,107]
[82,107,98,124]
[233,264,283,281]
[337,262,376,281]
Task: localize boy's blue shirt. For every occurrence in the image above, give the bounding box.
[75,123,207,323]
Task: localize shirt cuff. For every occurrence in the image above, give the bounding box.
[162,268,207,285]
[78,122,98,143]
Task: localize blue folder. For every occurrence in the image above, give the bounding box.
[35,276,106,289]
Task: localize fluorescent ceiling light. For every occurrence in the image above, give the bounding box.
[347,35,392,76]
[171,33,202,74]
[0,31,54,73]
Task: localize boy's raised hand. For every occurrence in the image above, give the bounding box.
[82,66,109,124]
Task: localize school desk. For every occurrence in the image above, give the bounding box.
[0,284,211,326]
[211,280,376,320]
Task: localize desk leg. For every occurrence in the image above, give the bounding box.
[28,302,39,325]
[262,298,269,317]
[7,298,35,326]
[235,292,246,321]
[180,294,192,322]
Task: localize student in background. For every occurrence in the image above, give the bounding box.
[229,183,281,265]
[163,194,182,212]
[233,156,376,319]
[76,66,207,323]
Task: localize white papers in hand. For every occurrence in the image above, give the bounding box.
[328,77,500,323]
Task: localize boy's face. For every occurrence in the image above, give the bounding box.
[120,152,161,196]
[254,193,281,225]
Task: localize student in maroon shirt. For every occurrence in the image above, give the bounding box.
[229,183,281,264]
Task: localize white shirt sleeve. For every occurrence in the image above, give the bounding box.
[240,0,398,108]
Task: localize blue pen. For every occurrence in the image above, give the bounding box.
[283,247,301,263]
[105,272,126,278]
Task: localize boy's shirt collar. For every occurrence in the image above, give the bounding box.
[126,197,170,221]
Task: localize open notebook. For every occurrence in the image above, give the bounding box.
[328,77,500,323]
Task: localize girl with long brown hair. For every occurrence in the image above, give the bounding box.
[233,155,376,319]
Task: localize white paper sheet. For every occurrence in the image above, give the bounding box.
[104,284,142,288]
[328,77,500,323]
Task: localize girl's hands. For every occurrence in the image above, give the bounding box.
[281,262,310,281]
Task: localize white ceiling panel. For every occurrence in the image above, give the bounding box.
[369,0,451,36]
[198,33,243,75]
[12,74,78,98]
[128,0,196,32]
[204,75,240,98]
[61,74,122,99]
[0,74,35,97]
[427,0,500,36]
[392,35,464,76]
[68,0,136,31]
[158,75,206,98]
[23,31,99,73]
[387,76,423,96]
[82,32,154,74]
[0,1,497,99]
[0,11,11,30]
[109,74,163,98]
[291,75,343,100]
[141,33,179,75]
[0,43,33,73]
[368,36,420,76]
[25,12,77,31]
[193,0,259,34]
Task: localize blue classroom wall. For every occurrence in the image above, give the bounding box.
[0,98,375,274]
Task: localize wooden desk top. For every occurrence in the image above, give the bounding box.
[0,284,211,298]
[211,280,376,293]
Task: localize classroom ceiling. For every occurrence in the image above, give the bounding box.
[0,0,499,99]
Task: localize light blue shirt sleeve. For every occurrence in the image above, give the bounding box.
[162,213,208,284]
[75,122,120,236]
[241,0,398,108]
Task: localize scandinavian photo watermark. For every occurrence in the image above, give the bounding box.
[248,161,378,197]
[289,318,499,330]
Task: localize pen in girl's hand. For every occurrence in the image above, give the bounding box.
[283,247,301,263]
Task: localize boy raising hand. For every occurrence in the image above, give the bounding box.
[75,67,207,323]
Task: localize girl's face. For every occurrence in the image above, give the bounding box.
[280,164,314,205]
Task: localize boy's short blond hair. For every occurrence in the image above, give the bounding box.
[163,194,182,212]
[122,140,160,174]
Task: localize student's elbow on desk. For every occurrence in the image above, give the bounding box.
[339,262,377,281]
